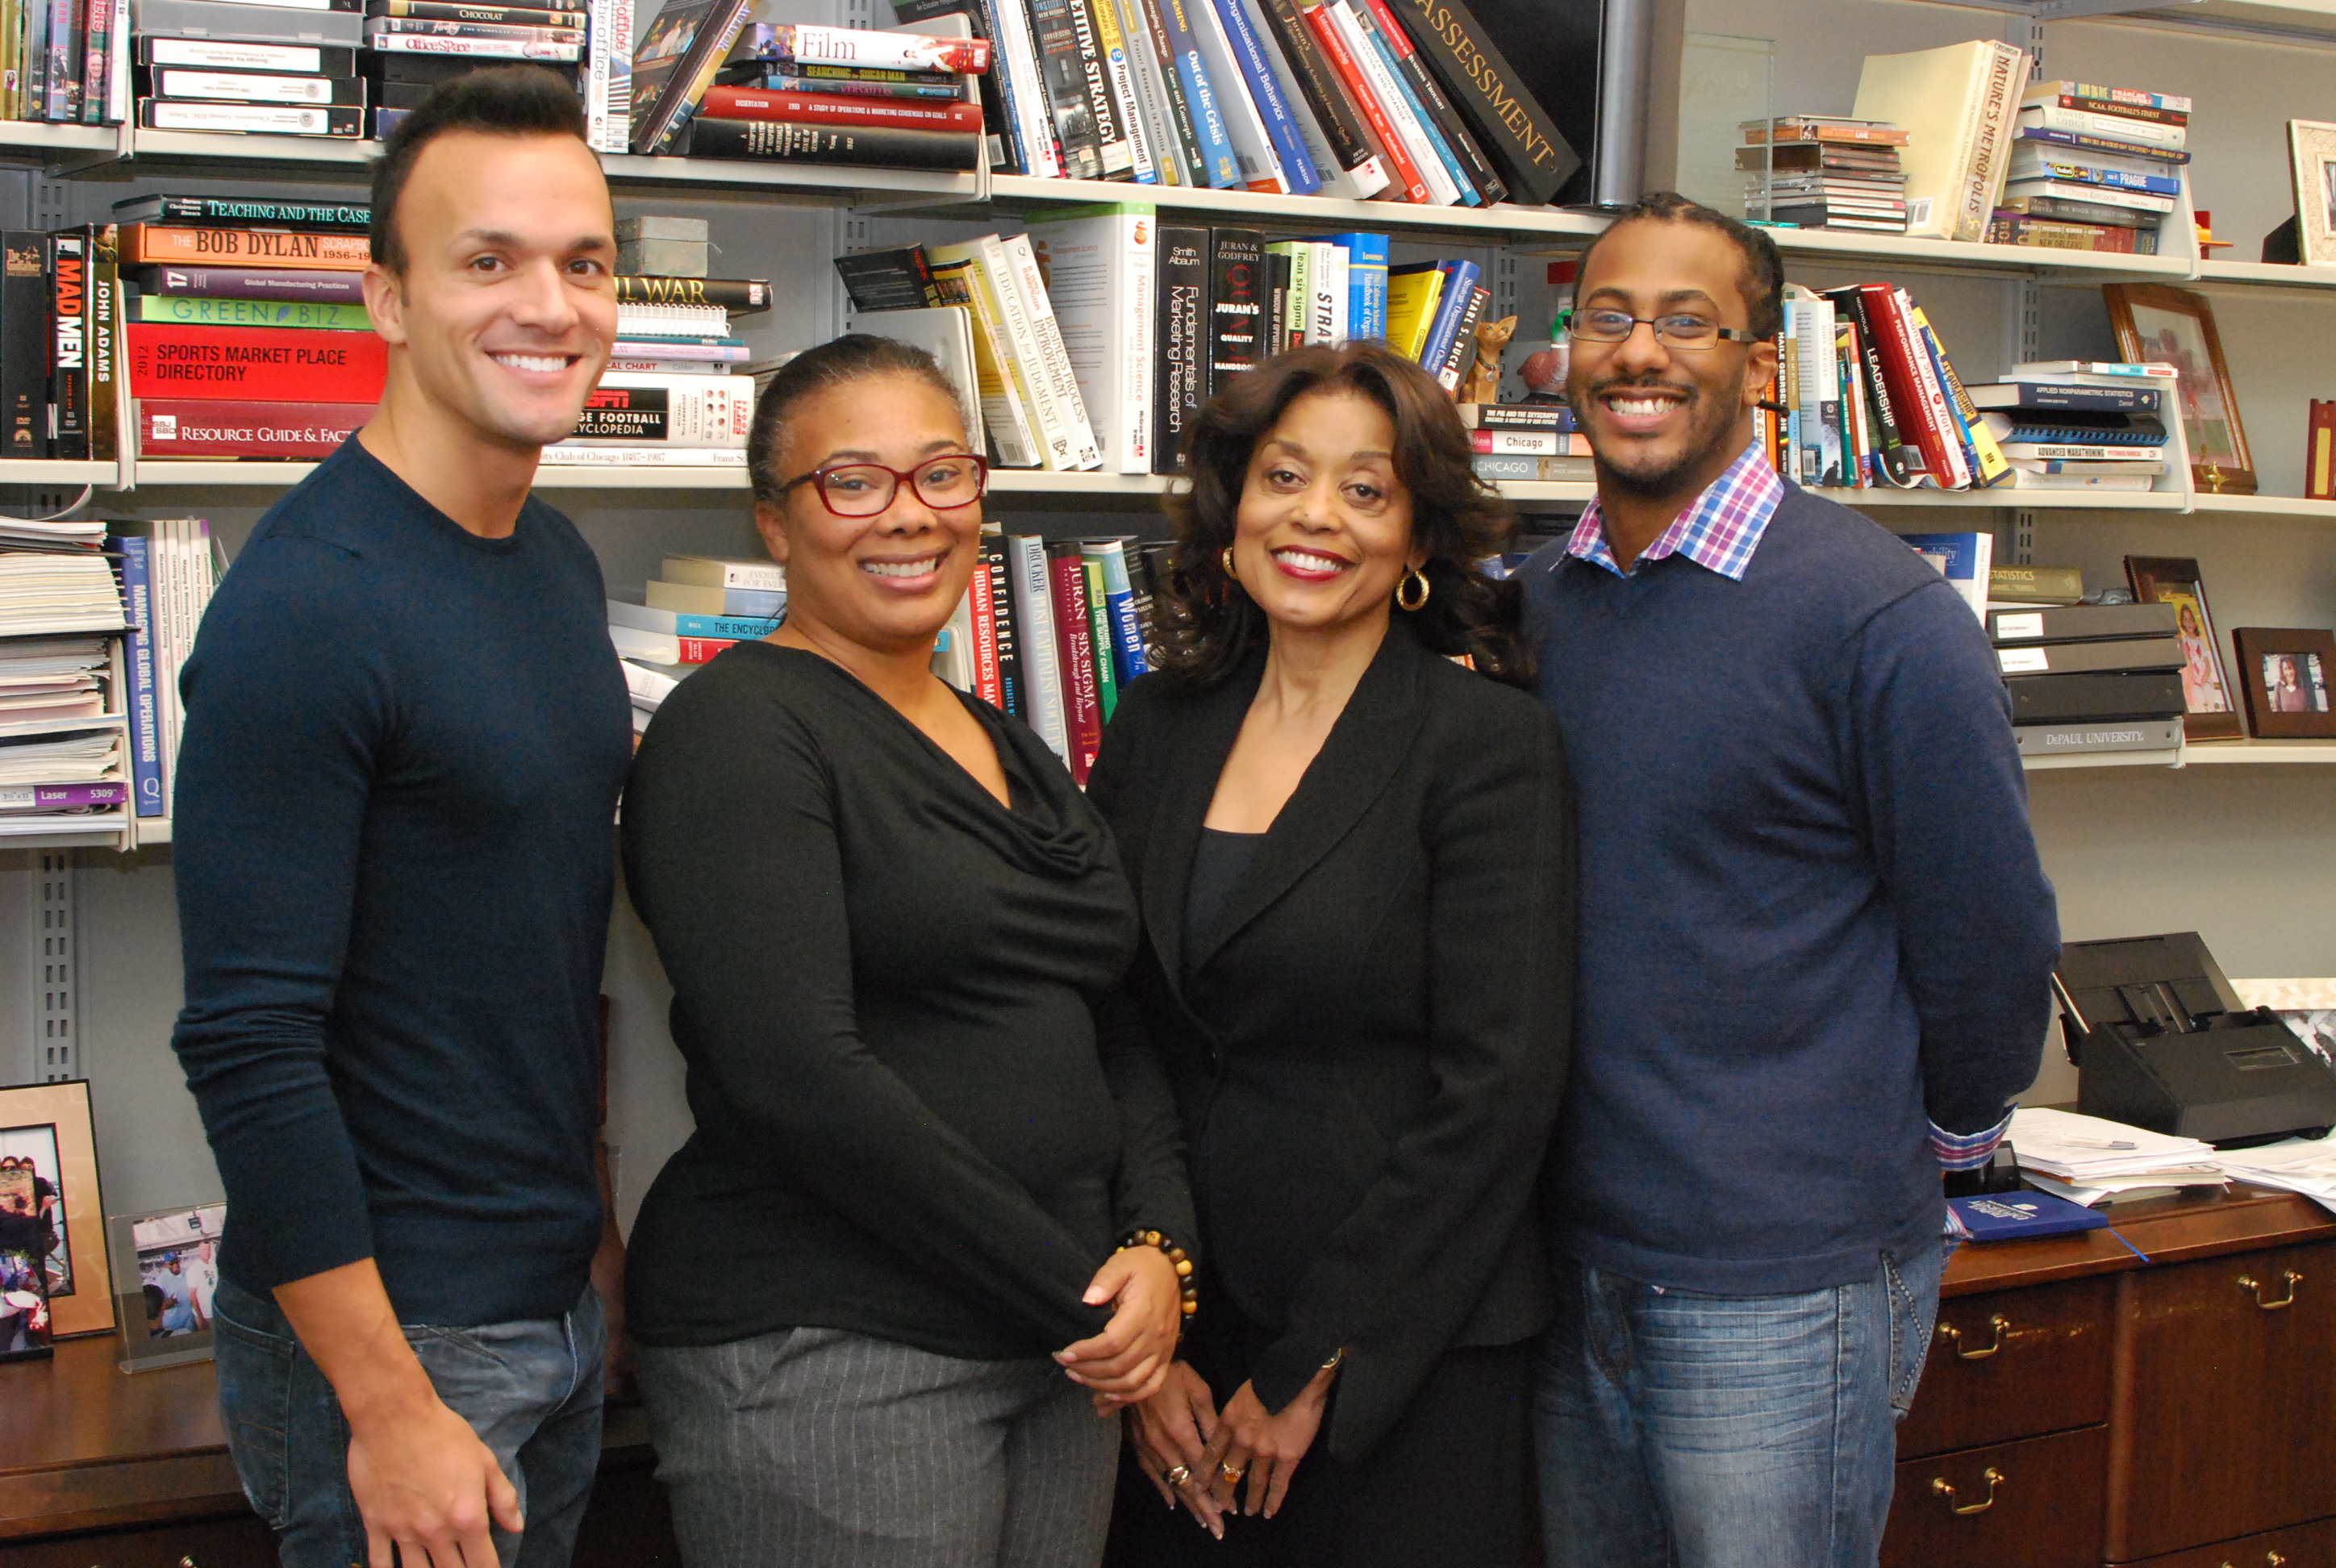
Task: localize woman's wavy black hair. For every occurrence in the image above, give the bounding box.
[1152,342,1531,689]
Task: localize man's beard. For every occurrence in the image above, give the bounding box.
[1583,372,1746,500]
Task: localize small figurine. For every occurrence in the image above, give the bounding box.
[1517,342,1568,402]
[1459,314,1517,406]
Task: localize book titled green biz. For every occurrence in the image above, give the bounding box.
[127,294,374,331]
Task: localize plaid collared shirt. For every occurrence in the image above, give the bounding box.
[1563,440,1784,581]
[1558,440,2018,1173]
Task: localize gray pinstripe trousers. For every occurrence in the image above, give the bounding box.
[637,1326,1119,1568]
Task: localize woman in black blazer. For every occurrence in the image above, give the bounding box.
[1091,344,1573,1567]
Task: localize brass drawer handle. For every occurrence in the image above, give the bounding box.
[2226,1555,2290,1567]
[1938,1313,2010,1359]
[1933,1466,2004,1516]
[2238,1270,2302,1309]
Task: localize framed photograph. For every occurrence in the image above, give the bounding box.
[2125,556,2246,742]
[0,1240,52,1362]
[110,1203,224,1371]
[2290,119,2336,269]
[2104,283,2256,494]
[2233,628,2336,740]
[0,1081,115,1338]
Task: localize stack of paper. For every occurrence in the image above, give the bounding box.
[2008,1107,2227,1206]
[0,638,110,727]
[0,729,120,787]
[2211,1132,2336,1214]
[0,554,127,636]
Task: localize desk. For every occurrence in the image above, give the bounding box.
[1885,1182,2336,1567]
[0,1337,680,1566]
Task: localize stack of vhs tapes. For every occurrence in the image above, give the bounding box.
[1990,602,2189,759]
[133,0,365,136]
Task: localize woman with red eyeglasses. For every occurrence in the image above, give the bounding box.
[619,334,1194,1568]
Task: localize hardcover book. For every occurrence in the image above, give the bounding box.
[123,224,370,269]
[136,396,369,456]
[625,0,753,153]
[1946,1190,2110,1241]
[127,323,387,402]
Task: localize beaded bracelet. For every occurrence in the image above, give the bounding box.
[1120,1228,1199,1318]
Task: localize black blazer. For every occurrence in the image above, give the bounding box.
[1087,622,1573,1462]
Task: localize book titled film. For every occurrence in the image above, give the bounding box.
[138,102,365,136]
[696,85,982,131]
[138,398,370,456]
[569,377,751,445]
[149,68,367,103]
[136,264,365,302]
[676,115,981,170]
[757,21,987,73]
[365,15,583,39]
[140,35,357,73]
[115,194,368,228]
[369,0,584,20]
[126,225,371,269]
[131,294,372,329]
[365,31,581,55]
[128,325,388,402]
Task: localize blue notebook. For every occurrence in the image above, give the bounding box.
[1947,1190,2112,1243]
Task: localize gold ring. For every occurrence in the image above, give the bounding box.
[1164,1465,1191,1487]
[1221,1464,1245,1485]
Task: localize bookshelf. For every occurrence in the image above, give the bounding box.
[0,0,2330,1255]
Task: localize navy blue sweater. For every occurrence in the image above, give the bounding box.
[1524,486,2059,1295]
[171,438,634,1325]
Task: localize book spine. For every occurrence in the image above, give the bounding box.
[1026,0,1111,179]
[1206,226,1263,398]
[1109,0,1181,181]
[1255,0,1383,192]
[2013,126,2188,165]
[1914,305,2009,487]
[1087,0,1158,181]
[697,85,984,130]
[365,14,582,35]
[1955,42,2028,244]
[1153,223,1206,474]
[22,0,47,124]
[1007,534,1070,760]
[1791,293,1838,486]
[1838,318,1871,486]
[1127,0,1206,183]
[128,227,372,269]
[137,295,372,329]
[116,538,164,817]
[43,0,72,119]
[1187,0,1283,190]
[765,23,988,71]
[963,0,1049,177]
[1261,247,1287,354]
[88,223,117,463]
[48,230,90,461]
[1382,0,1573,204]
[1046,542,1104,782]
[1327,0,1445,203]
[1086,538,1149,684]
[78,0,106,123]
[2309,398,2335,503]
[980,536,1025,719]
[1426,264,1481,390]
[2020,102,2185,148]
[156,519,186,814]
[1207,0,1318,193]
[127,323,388,402]
[1063,0,1137,175]
[966,240,1071,469]
[1002,231,1102,470]
[675,115,981,168]
[1886,288,1967,486]
[582,0,615,149]
[1348,0,1470,202]
[966,557,1004,707]
[628,0,748,151]
[365,30,581,53]
[1354,0,1501,202]
[576,377,752,444]
[1079,553,1120,720]
[1828,287,1921,486]
[1299,0,1425,202]
[2,235,46,459]
[126,197,370,227]
[1158,0,1241,186]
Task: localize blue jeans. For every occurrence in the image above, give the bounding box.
[211,1275,606,1568]
[1532,1243,1947,1568]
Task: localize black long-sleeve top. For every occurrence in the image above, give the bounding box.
[619,642,1195,1357]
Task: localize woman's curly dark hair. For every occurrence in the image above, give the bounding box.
[1151,343,1531,689]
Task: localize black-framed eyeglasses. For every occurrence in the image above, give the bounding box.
[774,452,989,517]
[1558,307,1762,350]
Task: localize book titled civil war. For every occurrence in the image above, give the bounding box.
[1152,223,1208,476]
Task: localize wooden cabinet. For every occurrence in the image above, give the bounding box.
[1883,1188,2336,1568]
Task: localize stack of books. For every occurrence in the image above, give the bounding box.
[608,555,780,732]
[1996,81,2188,255]
[1737,116,1909,233]
[109,518,222,819]
[1462,400,1588,486]
[361,0,628,145]
[657,21,986,169]
[1,226,129,466]
[2,0,131,124]
[1758,283,2008,492]
[0,521,131,837]
[132,0,367,136]
[1989,600,2189,757]
[121,199,384,461]
[1969,365,2172,492]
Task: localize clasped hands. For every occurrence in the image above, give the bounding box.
[1124,1359,1337,1536]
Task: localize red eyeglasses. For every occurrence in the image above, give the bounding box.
[774,453,990,517]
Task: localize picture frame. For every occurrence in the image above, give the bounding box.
[2289,119,2336,269]
[109,1202,224,1372]
[2232,628,2336,740]
[2125,556,2246,742]
[0,1080,116,1338]
[2103,283,2257,495]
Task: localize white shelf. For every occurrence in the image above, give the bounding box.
[0,122,121,161]
[1770,228,2192,280]
[988,174,1610,242]
[1823,486,2187,511]
[130,129,375,168]
[127,459,756,489]
[2183,738,2336,763]
[2187,494,2336,521]
[2024,747,2185,770]
[2196,261,2336,291]
[0,460,115,485]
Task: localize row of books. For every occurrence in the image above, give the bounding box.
[838,216,1518,477]
[0,0,129,123]
[1991,600,2188,757]
[1995,80,2190,256]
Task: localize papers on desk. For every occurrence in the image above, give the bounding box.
[2210,1132,2336,1214]
[2008,1107,2230,1207]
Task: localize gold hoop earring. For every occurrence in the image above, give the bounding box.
[1396,568,1431,612]
[1220,546,1237,580]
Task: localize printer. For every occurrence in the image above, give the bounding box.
[2055,932,2336,1147]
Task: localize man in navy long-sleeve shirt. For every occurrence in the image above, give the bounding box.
[1524,194,2060,1568]
[170,68,632,1568]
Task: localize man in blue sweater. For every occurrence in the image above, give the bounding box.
[1523,194,2060,1567]
[170,69,633,1568]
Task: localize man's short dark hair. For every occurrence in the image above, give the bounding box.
[1572,192,1786,343]
[369,65,591,276]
